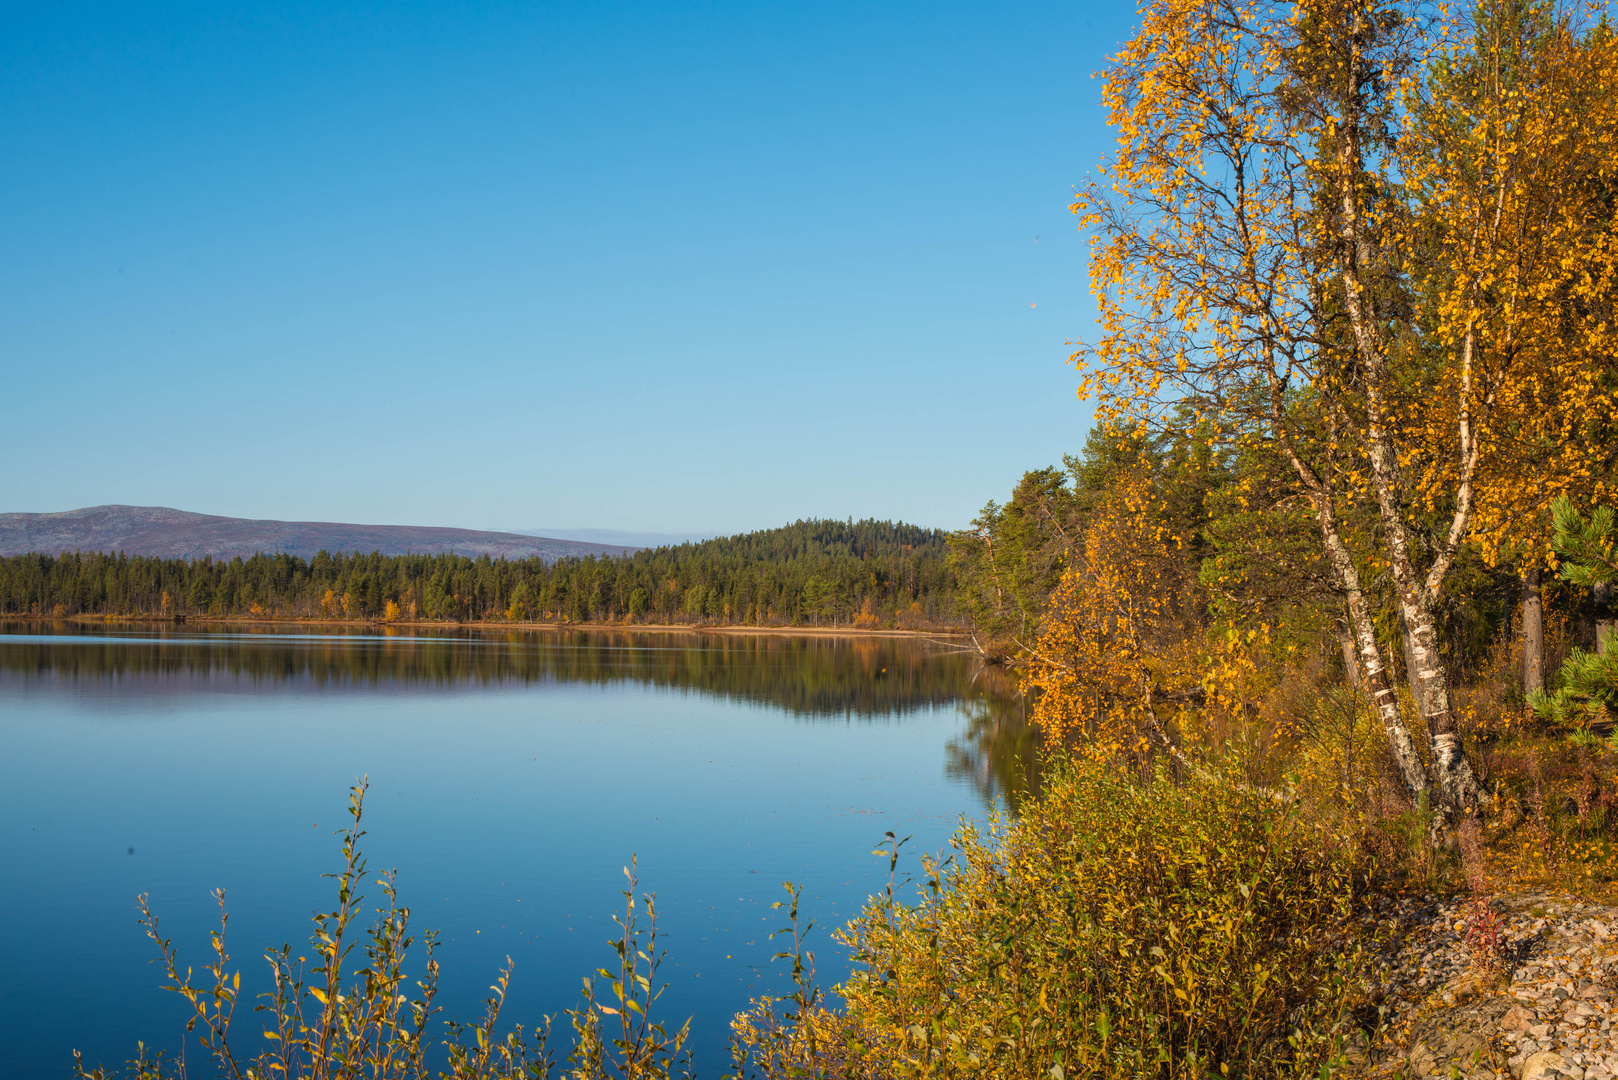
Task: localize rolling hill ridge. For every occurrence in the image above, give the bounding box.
[0,506,637,562]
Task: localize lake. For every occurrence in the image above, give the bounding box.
[0,624,1039,1077]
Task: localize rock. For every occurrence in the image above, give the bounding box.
[1408,1041,1436,1075]
[1523,1050,1584,1080]
[1345,896,1618,1079]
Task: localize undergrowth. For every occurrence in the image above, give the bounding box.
[80,760,1385,1080]
[734,758,1374,1079]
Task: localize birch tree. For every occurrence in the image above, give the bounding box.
[1071,0,1618,812]
[1072,0,1435,801]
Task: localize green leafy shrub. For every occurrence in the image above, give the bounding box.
[1529,636,1618,731]
[1531,497,1618,732]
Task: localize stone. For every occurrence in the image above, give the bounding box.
[1522,1050,1585,1080]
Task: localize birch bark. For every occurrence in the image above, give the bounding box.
[1332,19,1486,812]
[1266,357,1431,801]
[1316,503,1431,799]
[1336,619,1362,691]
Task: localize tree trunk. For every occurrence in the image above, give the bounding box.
[1397,608,1421,694]
[1271,379,1429,800]
[1331,31,1485,816]
[1596,581,1614,652]
[1523,564,1544,695]
[1316,506,1430,801]
[1362,464,1486,812]
[1337,617,1362,690]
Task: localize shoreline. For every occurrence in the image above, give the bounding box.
[0,613,971,641]
[1350,890,1617,1079]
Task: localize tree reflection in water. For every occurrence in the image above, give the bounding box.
[1,622,1042,810]
[0,623,976,718]
[945,662,1044,815]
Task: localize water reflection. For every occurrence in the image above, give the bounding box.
[945,664,1044,815]
[1,623,1043,809]
[1,625,960,716]
[0,624,1046,1076]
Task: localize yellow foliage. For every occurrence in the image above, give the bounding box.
[1404,9,1618,563]
[1062,0,1618,810]
[738,758,1367,1078]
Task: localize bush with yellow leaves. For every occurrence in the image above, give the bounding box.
[734,756,1371,1079]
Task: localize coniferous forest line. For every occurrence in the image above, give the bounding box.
[0,517,958,628]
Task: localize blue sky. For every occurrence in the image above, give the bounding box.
[2,2,1136,536]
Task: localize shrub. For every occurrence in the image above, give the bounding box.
[1529,635,1618,732]
[74,780,691,1080]
[736,758,1369,1079]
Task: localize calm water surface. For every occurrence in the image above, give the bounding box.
[0,625,1038,1077]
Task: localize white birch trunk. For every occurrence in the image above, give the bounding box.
[1317,505,1431,801]
[1332,27,1485,814]
[1337,618,1363,690]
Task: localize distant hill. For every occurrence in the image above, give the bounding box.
[516,526,721,547]
[0,514,958,625]
[0,505,637,562]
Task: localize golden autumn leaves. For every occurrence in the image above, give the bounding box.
[1037,0,1618,812]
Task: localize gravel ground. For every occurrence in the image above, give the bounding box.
[1352,892,1617,1079]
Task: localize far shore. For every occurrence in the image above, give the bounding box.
[1,613,971,641]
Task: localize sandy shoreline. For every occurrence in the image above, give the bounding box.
[0,613,970,640]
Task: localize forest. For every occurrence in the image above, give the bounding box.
[0,517,956,628]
